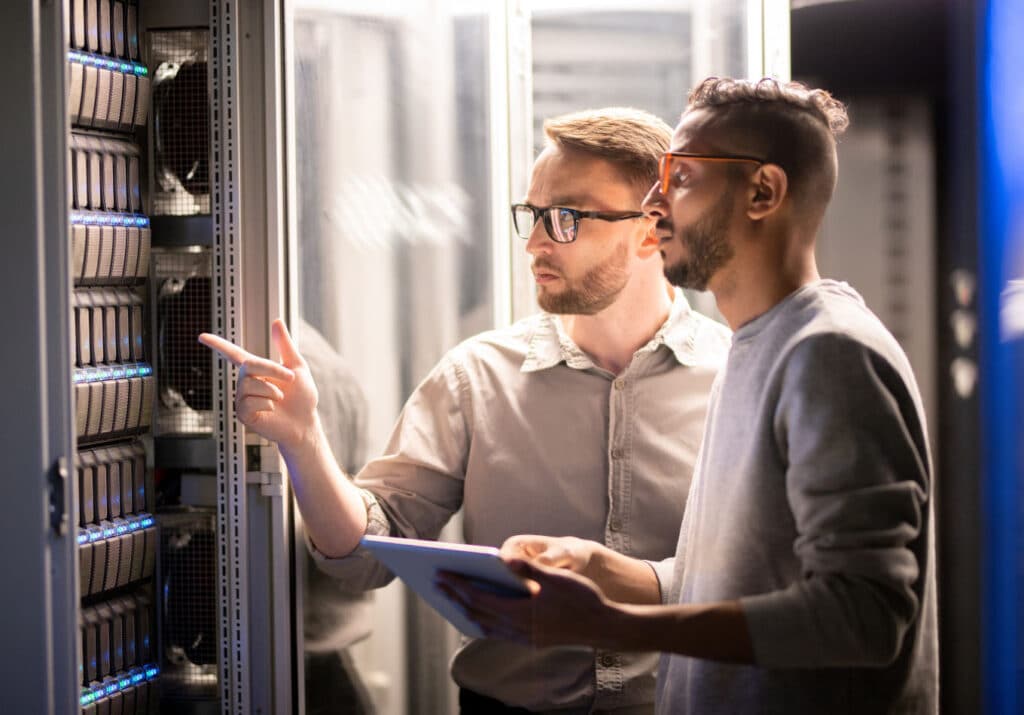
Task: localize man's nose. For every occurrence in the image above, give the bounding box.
[641,182,666,218]
[525,219,553,255]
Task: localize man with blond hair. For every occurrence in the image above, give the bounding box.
[202,107,730,713]
[445,78,938,714]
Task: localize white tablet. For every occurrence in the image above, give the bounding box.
[360,534,530,638]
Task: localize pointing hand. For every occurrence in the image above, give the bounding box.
[199,318,319,451]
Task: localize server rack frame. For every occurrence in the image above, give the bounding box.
[0,2,80,714]
[0,0,299,712]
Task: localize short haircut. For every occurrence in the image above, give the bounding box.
[543,107,672,200]
[685,77,849,213]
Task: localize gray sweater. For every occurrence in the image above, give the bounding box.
[654,280,938,714]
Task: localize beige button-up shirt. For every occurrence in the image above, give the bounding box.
[310,289,730,713]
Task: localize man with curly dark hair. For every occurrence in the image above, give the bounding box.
[445,77,938,714]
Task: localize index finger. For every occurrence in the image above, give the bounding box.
[199,332,253,366]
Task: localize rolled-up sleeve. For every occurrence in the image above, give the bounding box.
[644,557,676,605]
[308,352,472,589]
[741,334,930,668]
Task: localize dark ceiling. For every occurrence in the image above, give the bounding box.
[791,0,950,99]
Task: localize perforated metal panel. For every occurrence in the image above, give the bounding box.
[153,247,213,435]
[149,29,211,216]
[157,509,219,700]
[210,1,249,713]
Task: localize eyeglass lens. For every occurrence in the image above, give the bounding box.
[512,205,577,243]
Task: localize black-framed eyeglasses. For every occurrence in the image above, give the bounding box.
[510,203,645,244]
[658,151,765,194]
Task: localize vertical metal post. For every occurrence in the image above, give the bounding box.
[760,0,790,80]
[210,1,251,713]
[506,0,536,323]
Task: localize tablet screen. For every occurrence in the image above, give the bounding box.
[360,535,529,638]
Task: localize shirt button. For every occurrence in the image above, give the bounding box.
[612,378,625,390]
[599,654,616,668]
[609,517,621,532]
[611,447,623,459]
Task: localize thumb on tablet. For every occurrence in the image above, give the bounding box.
[504,559,542,596]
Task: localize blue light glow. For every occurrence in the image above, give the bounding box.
[88,530,102,543]
[77,532,88,545]
[70,211,150,228]
[73,362,153,385]
[140,517,154,528]
[116,524,128,535]
[131,672,144,685]
[67,49,148,76]
[981,1,1024,713]
[145,665,159,679]
[102,527,116,538]
[128,519,141,531]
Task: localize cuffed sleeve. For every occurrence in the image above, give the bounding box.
[308,352,472,590]
[306,488,398,589]
[644,558,676,605]
[743,333,930,668]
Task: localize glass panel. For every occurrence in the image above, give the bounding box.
[530,0,751,150]
[526,0,753,319]
[288,2,496,713]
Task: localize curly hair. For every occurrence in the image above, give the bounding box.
[688,77,848,136]
[684,77,849,211]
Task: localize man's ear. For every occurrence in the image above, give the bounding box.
[636,216,662,258]
[747,164,787,221]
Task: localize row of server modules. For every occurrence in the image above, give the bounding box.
[74,289,147,368]
[70,1,160,713]
[77,442,156,598]
[80,593,159,715]
[69,136,144,214]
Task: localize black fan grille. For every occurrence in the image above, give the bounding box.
[149,29,210,216]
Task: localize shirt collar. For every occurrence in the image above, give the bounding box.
[521,288,708,373]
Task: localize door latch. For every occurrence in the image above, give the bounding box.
[48,456,69,536]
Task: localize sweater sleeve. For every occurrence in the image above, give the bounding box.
[740,333,931,668]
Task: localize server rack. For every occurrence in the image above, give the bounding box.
[0,1,296,713]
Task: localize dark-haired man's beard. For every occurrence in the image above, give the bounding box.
[536,240,630,315]
[663,193,734,291]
